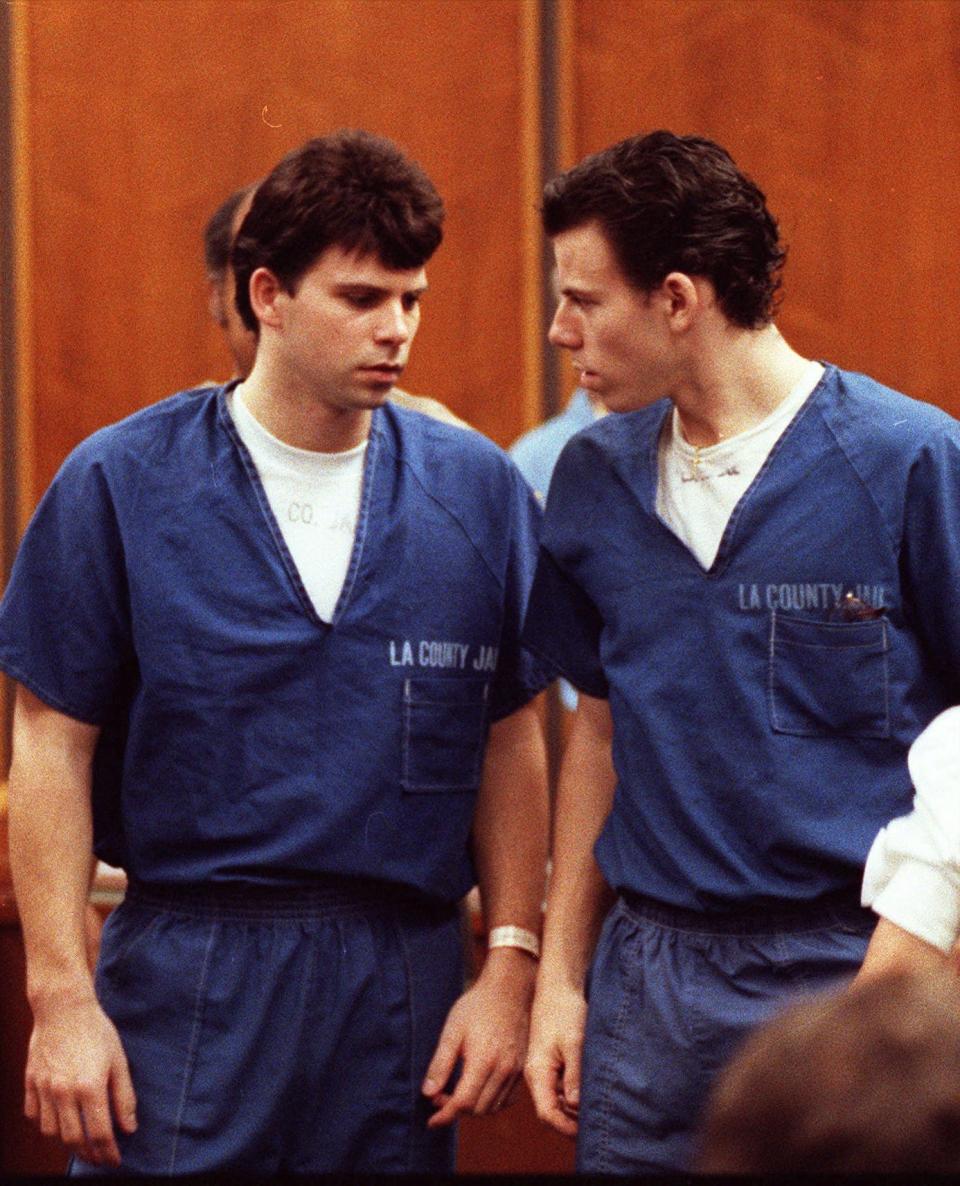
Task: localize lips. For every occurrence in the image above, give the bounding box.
[359,363,403,381]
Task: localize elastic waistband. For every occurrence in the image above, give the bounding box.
[125,876,458,923]
[619,886,874,936]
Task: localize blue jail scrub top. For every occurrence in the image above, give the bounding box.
[522,365,960,911]
[0,386,549,901]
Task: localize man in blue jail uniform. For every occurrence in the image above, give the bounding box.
[520,130,960,1173]
[1,130,549,1174]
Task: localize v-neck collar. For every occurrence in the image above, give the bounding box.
[621,366,831,578]
[217,385,383,631]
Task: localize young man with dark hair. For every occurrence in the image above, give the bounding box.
[521,129,960,1172]
[1,130,549,1174]
[205,174,468,425]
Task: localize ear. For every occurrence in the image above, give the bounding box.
[659,272,701,332]
[248,266,285,329]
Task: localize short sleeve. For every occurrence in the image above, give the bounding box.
[519,431,608,697]
[900,429,960,700]
[0,445,133,724]
[522,543,609,699]
[488,466,554,721]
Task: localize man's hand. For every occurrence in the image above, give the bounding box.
[422,948,536,1127]
[524,977,587,1137]
[25,994,137,1167]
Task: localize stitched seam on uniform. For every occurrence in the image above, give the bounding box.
[814,381,903,558]
[393,910,419,1173]
[168,919,218,1174]
[284,918,322,1172]
[595,909,638,1171]
[768,608,891,740]
[767,609,781,730]
[0,659,108,726]
[388,443,507,591]
[880,617,891,737]
[332,415,381,622]
[219,389,326,628]
[709,376,822,578]
[99,908,161,969]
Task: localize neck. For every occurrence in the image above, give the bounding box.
[240,359,372,453]
[673,324,812,448]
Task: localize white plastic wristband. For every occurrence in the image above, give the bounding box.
[487,925,540,959]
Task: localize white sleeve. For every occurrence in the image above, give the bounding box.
[861,707,960,951]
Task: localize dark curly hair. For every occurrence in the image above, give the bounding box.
[233,130,444,332]
[543,131,786,328]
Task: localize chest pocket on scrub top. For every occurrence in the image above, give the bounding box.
[767,611,890,739]
[402,677,490,792]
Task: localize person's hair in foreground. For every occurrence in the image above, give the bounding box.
[542,129,786,328]
[697,969,960,1173]
[232,129,444,332]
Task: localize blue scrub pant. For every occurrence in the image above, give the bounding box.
[576,889,875,1174]
[72,879,463,1175]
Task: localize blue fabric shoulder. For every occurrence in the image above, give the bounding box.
[375,400,538,590]
[0,386,225,724]
[62,385,225,475]
[546,399,670,546]
[813,366,960,554]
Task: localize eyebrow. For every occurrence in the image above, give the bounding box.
[334,282,429,297]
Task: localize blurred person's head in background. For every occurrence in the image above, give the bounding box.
[697,968,960,1173]
[204,182,259,378]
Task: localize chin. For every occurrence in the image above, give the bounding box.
[351,384,393,408]
[604,388,659,414]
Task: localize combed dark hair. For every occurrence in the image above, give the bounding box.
[203,184,257,278]
[543,131,786,328]
[233,130,444,332]
[697,969,960,1173]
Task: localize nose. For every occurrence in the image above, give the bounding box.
[548,303,580,350]
[374,300,411,346]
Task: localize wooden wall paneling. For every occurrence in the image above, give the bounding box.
[1,3,34,774]
[568,0,960,418]
[20,0,540,509]
[519,0,547,436]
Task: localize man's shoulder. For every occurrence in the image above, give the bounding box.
[381,398,513,480]
[69,385,222,470]
[552,399,667,480]
[388,388,471,430]
[821,365,958,445]
[379,403,537,557]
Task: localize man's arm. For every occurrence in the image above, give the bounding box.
[7,683,136,1167]
[859,706,960,977]
[524,693,616,1137]
[422,701,549,1126]
[857,917,950,981]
